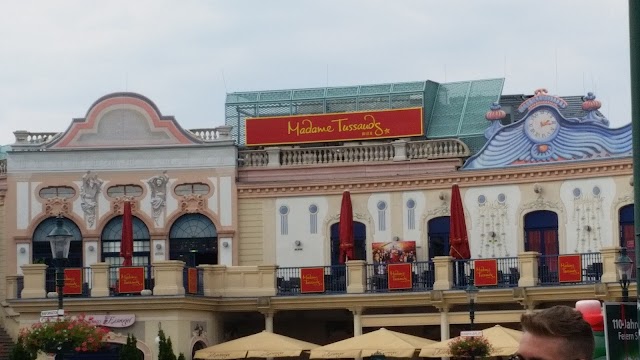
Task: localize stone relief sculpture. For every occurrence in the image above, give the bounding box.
[572,186,604,252]
[148,171,169,224]
[80,171,103,227]
[475,193,510,258]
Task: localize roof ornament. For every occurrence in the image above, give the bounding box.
[581,92,609,126]
[484,102,506,140]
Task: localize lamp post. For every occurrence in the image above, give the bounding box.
[615,248,633,303]
[465,276,479,330]
[46,216,72,314]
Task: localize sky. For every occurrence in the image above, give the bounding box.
[0,0,632,146]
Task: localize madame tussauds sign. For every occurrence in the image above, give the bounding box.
[86,314,135,328]
[245,107,423,146]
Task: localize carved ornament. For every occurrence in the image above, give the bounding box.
[180,194,205,213]
[45,197,70,217]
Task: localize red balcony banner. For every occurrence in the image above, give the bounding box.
[474,259,498,286]
[187,268,198,294]
[63,268,83,295]
[387,263,412,290]
[118,267,145,294]
[245,107,424,146]
[300,267,325,293]
[558,255,582,282]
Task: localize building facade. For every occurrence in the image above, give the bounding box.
[0,82,635,359]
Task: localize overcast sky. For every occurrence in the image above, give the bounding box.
[0,1,632,146]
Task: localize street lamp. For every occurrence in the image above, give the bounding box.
[46,216,72,314]
[465,276,479,330]
[615,248,633,303]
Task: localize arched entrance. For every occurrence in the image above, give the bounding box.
[524,210,559,282]
[192,340,207,359]
[620,204,635,277]
[330,222,366,265]
[101,216,151,266]
[33,217,83,294]
[427,216,450,259]
[169,214,218,267]
[32,217,83,267]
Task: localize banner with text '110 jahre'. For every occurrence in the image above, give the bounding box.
[603,302,638,360]
[245,108,423,146]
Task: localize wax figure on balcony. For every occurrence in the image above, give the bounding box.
[515,305,594,360]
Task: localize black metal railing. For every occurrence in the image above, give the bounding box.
[183,267,204,296]
[538,252,602,285]
[108,265,154,296]
[45,266,91,297]
[451,257,520,290]
[16,276,24,299]
[366,261,434,293]
[276,265,346,295]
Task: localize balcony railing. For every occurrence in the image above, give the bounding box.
[365,260,434,293]
[238,139,470,168]
[451,257,520,290]
[276,265,346,296]
[45,266,92,298]
[538,252,603,285]
[9,249,630,300]
[0,159,6,176]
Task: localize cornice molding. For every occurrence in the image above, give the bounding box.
[238,158,633,198]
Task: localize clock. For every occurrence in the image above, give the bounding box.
[525,109,559,142]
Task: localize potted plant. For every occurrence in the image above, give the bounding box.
[19,315,110,359]
[448,336,493,358]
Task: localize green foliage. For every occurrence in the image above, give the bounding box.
[119,334,142,360]
[177,353,186,360]
[448,336,493,358]
[9,339,34,360]
[157,329,177,360]
[19,315,110,358]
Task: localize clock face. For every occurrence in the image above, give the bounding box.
[525,109,559,142]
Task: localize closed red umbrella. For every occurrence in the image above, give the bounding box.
[339,190,354,263]
[449,184,470,259]
[120,201,134,266]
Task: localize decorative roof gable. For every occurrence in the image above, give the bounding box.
[47,93,202,149]
[463,89,631,169]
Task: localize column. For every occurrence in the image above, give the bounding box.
[517,251,540,287]
[432,256,453,290]
[392,139,408,161]
[20,264,47,299]
[90,262,110,297]
[439,306,450,341]
[266,147,281,167]
[346,260,366,293]
[351,307,363,336]
[263,311,275,332]
[599,246,621,283]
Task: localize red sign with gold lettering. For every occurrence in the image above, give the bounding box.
[245,107,424,146]
[63,268,83,295]
[558,255,582,282]
[300,267,325,293]
[387,263,412,290]
[187,268,198,294]
[474,259,498,286]
[118,267,145,294]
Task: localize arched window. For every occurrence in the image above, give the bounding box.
[330,221,366,266]
[32,217,83,267]
[428,216,450,260]
[39,186,76,199]
[620,204,635,277]
[524,210,559,279]
[101,216,150,266]
[169,214,218,267]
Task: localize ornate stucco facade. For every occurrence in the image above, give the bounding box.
[0,87,635,359]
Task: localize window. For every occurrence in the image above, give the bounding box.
[169,214,218,267]
[39,186,76,199]
[175,183,210,196]
[309,204,318,234]
[107,185,143,198]
[406,199,416,230]
[377,201,387,231]
[279,205,289,235]
[101,215,150,268]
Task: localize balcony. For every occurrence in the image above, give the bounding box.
[237,139,470,183]
[8,247,628,302]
